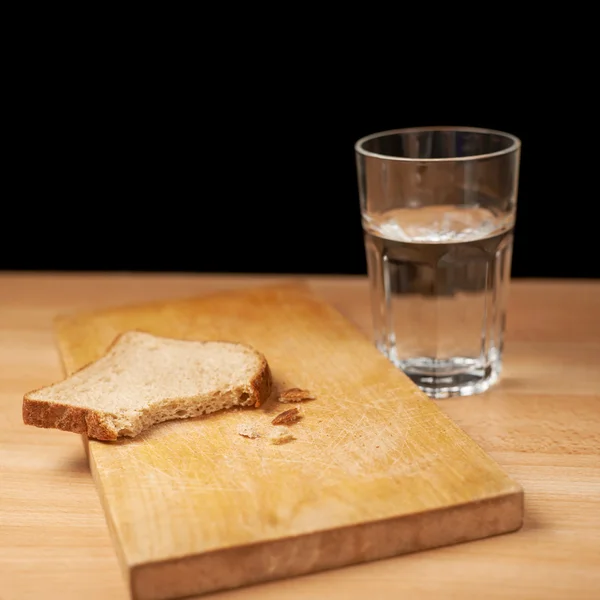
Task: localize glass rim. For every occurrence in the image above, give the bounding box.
[355,126,521,162]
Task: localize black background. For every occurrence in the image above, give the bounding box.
[7,74,597,279]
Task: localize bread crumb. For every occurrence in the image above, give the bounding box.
[271,407,302,425]
[278,388,315,403]
[237,424,261,439]
[268,426,295,445]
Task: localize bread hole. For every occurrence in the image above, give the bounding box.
[175,409,187,417]
[118,428,133,437]
[240,393,250,402]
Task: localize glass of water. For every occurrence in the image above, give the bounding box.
[355,127,521,398]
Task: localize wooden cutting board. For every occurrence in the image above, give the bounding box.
[54,283,523,600]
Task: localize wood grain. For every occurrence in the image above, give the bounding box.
[1,274,599,600]
[53,283,522,599]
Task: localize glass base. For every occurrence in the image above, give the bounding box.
[382,351,501,399]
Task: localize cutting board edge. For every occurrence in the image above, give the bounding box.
[127,487,524,600]
[85,435,133,590]
[52,280,312,330]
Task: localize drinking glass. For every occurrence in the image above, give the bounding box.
[355,127,521,398]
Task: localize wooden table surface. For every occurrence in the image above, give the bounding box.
[1,273,599,600]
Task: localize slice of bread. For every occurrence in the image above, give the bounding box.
[23,331,272,441]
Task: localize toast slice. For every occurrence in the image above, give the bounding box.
[23,331,272,441]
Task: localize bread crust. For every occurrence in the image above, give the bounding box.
[22,397,118,440]
[23,332,273,441]
[249,356,272,408]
